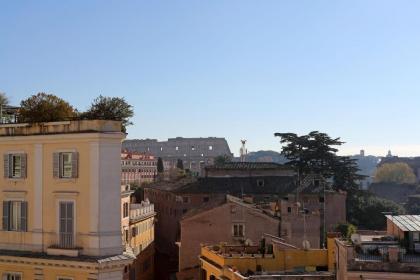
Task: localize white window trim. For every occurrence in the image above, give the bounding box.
[56,199,76,243]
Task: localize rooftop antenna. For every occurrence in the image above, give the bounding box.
[240,140,247,163]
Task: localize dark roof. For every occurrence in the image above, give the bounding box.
[206,162,290,170]
[175,176,297,195]
[145,177,197,192]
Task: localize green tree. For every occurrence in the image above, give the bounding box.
[333,156,366,193]
[275,131,342,179]
[274,131,365,193]
[157,157,164,173]
[176,159,184,170]
[374,162,416,184]
[406,196,420,215]
[335,223,357,240]
[347,192,405,229]
[19,93,77,123]
[0,92,9,106]
[214,154,231,166]
[82,95,134,133]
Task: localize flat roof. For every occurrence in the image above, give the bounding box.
[386,215,420,232]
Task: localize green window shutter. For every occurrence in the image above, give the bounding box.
[3,154,9,178]
[20,201,28,232]
[53,152,60,178]
[2,201,9,231]
[21,154,27,179]
[71,152,78,178]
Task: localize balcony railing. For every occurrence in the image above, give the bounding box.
[356,247,420,263]
[48,232,81,250]
[130,203,155,221]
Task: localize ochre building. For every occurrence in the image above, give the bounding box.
[0,120,133,280]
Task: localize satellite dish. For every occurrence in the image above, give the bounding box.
[302,240,311,250]
[351,234,362,245]
[245,239,253,246]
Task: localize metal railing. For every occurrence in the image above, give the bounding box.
[49,232,80,249]
[356,247,420,263]
[356,247,389,262]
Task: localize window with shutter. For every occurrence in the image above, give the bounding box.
[3,201,27,232]
[55,152,78,179]
[2,201,9,231]
[11,155,22,178]
[3,154,9,178]
[61,153,72,178]
[21,201,28,232]
[71,152,78,178]
[53,152,60,178]
[59,201,74,248]
[20,154,27,179]
[3,153,27,179]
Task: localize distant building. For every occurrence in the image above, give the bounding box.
[145,163,346,278]
[334,229,420,280]
[122,137,233,174]
[121,151,157,185]
[121,185,156,280]
[178,195,282,279]
[204,162,295,178]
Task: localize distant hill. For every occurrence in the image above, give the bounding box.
[235,150,287,164]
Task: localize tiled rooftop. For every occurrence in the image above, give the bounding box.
[206,162,290,170]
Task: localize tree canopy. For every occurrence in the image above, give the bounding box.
[81,95,133,133]
[274,131,365,192]
[347,192,405,229]
[274,131,403,230]
[19,93,77,123]
[374,162,416,184]
[0,92,9,106]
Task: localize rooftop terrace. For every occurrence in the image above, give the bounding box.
[0,119,122,136]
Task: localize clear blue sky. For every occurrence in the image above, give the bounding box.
[1,1,420,156]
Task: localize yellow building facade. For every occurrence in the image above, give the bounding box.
[199,237,337,280]
[0,120,133,280]
[121,186,156,280]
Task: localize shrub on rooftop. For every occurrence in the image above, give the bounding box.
[19,93,77,123]
[81,95,133,133]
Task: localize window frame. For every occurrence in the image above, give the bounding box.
[3,272,22,280]
[4,152,26,179]
[56,199,76,248]
[232,223,245,238]
[53,151,78,179]
[60,152,73,179]
[11,155,22,178]
[123,202,129,218]
[3,200,27,232]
